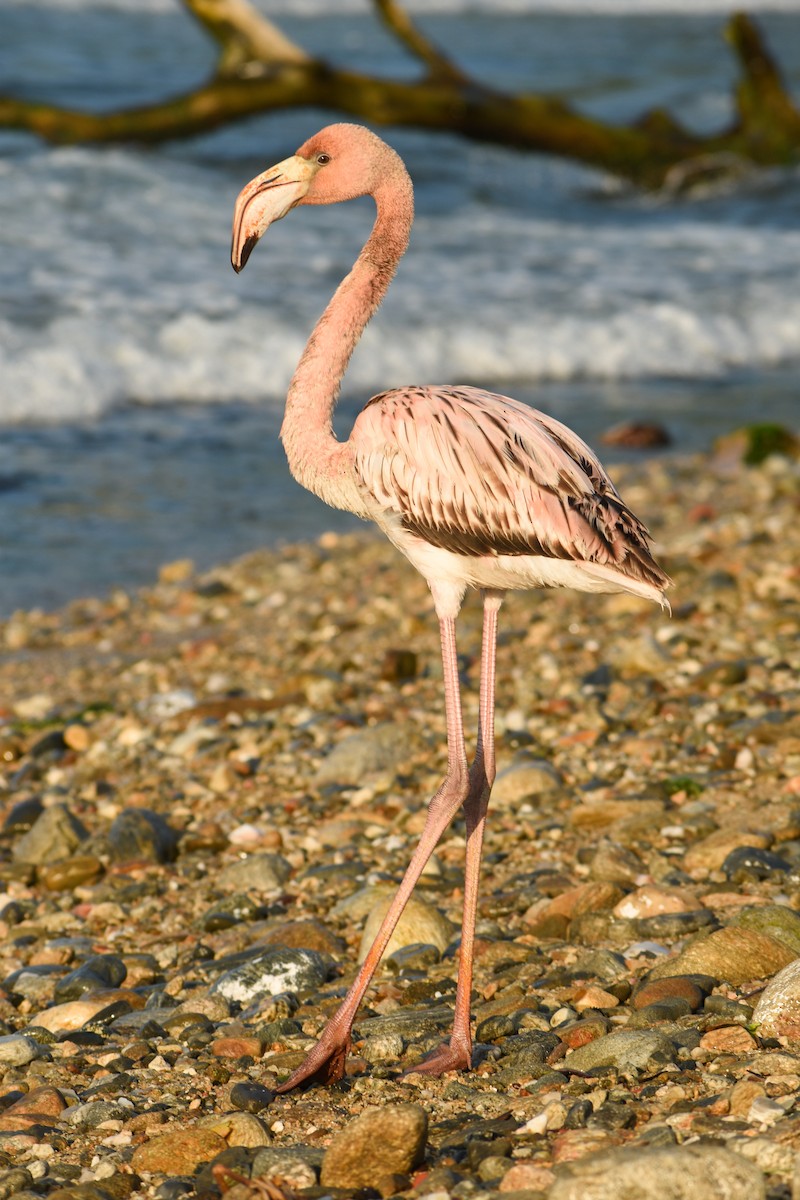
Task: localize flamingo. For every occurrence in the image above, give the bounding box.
[231,123,670,1093]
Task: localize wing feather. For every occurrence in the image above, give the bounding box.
[351,385,668,591]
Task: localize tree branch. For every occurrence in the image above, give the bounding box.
[183,0,311,73]
[372,0,467,83]
[1,5,798,191]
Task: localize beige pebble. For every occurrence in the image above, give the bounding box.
[27,990,144,1033]
[358,891,453,962]
[131,1127,227,1174]
[613,884,691,919]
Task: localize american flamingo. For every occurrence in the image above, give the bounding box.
[231,123,670,1093]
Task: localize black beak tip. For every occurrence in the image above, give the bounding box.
[232,234,259,274]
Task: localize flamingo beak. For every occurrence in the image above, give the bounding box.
[231,155,317,273]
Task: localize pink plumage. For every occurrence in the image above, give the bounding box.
[232,123,670,1092]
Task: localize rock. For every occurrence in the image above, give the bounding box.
[753,957,800,1038]
[315,722,417,786]
[565,1029,677,1074]
[698,1026,757,1054]
[211,1036,263,1059]
[499,1162,557,1192]
[600,421,671,449]
[361,1031,405,1063]
[647,927,796,986]
[66,1100,127,1129]
[357,891,453,963]
[216,853,291,892]
[26,991,142,1034]
[0,1086,66,1131]
[107,809,179,863]
[258,917,345,956]
[252,1147,321,1191]
[12,805,89,865]
[632,977,705,1012]
[209,947,329,1005]
[726,905,800,955]
[548,1143,764,1199]
[493,754,564,804]
[722,846,791,882]
[131,1128,227,1175]
[196,1111,272,1147]
[38,855,103,890]
[320,1103,427,1189]
[0,1034,43,1067]
[54,954,127,1003]
[613,885,691,919]
[712,423,799,468]
[588,843,645,886]
[683,829,771,875]
[229,1082,274,1114]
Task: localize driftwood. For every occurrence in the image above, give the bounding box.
[2,1,799,188]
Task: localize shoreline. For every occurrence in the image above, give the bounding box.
[1,444,800,1198]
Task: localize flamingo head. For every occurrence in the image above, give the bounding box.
[231,123,394,272]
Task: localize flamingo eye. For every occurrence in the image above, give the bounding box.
[316,153,331,165]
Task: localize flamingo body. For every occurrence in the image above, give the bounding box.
[231,123,670,1092]
[350,384,667,614]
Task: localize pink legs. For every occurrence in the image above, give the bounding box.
[274,590,503,1093]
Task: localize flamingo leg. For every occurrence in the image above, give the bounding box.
[274,612,470,1093]
[405,589,502,1077]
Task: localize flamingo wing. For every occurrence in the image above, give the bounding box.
[351,386,666,588]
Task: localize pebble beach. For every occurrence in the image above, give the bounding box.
[1,438,800,1200]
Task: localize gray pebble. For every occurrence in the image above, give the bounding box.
[315,722,417,785]
[0,1034,42,1067]
[565,1029,678,1074]
[12,804,88,865]
[216,853,291,892]
[549,1142,764,1199]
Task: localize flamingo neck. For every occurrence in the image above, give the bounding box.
[280,172,413,514]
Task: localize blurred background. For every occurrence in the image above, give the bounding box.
[1,0,799,614]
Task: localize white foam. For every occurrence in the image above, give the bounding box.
[3,137,800,425]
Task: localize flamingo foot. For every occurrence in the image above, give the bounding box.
[274,1029,352,1094]
[402,1037,472,1079]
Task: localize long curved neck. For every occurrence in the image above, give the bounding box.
[280,169,414,513]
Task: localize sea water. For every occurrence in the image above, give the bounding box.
[1,0,799,613]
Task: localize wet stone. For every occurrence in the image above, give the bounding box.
[209,946,330,1005]
[229,1081,275,1113]
[54,955,127,1003]
[722,845,792,882]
